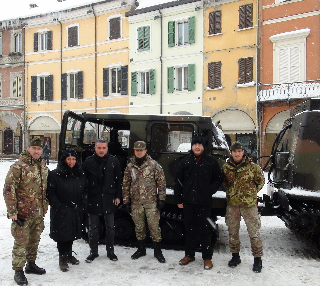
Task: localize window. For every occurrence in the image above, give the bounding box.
[168,16,195,47]
[137,26,150,52]
[239,4,253,30]
[34,30,52,52]
[208,61,221,89]
[209,11,221,35]
[11,30,22,53]
[167,64,195,93]
[131,69,155,96]
[31,75,53,102]
[10,72,23,98]
[0,33,2,55]
[151,123,193,153]
[0,73,2,98]
[67,25,78,47]
[103,65,128,96]
[61,71,83,99]
[270,29,310,83]
[238,57,253,84]
[109,16,121,40]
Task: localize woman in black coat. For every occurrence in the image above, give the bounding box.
[47,148,86,272]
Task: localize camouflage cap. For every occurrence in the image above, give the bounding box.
[29,137,43,147]
[230,141,244,151]
[134,141,146,150]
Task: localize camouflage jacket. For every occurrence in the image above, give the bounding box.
[222,155,265,207]
[3,150,49,218]
[122,155,166,205]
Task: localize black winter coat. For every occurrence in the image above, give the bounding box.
[174,151,222,206]
[47,162,86,242]
[82,152,122,215]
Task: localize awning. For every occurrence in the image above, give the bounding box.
[212,110,256,134]
[266,110,290,133]
[28,116,60,133]
[1,115,20,133]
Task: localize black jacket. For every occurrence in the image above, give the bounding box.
[47,162,86,242]
[174,151,222,206]
[82,152,122,215]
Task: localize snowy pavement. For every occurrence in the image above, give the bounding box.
[0,161,319,286]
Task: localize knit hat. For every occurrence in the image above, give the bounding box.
[191,136,205,147]
[29,137,43,147]
[230,141,244,151]
[60,148,78,162]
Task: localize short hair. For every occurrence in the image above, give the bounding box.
[95,138,108,147]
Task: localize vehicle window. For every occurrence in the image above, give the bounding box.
[65,117,82,146]
[151,123,193,153]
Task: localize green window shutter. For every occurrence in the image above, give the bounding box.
[138,27,144,51]
[188,64,195,91]
[131,72,137,96]
[168,21,175,47]
[167,67,174,93]
[149,69,155,95]
[188,16,195,44]
[144,26,150,51]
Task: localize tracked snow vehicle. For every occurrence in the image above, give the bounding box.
[263,98,320,256]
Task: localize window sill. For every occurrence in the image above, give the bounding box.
[237,26,254,32]
[237,81,256,88]
[137,50,151,54]
[207,33,223,37]
[136,94,151,98]
[206,86,223,91]
[172,44,191,49]
[173,90,190,95]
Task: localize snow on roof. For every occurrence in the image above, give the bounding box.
[281,187,320,198]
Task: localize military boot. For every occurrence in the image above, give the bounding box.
[59,255,69,272]
[14,270,28,285]
[253,257,262,273]
[131,240,146,260]
[154,242,165,263]
[25,262,46,275]
[228,253,241,268]
[67,251,80,265]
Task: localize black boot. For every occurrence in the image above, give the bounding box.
[59,255,69,272]
[253,257,262,273]
[228,253,241,268]
[131,240,146,260]
[154,242,165,263]
[25,262,46,275]
[14,270,28,285]
[67,251,80,265]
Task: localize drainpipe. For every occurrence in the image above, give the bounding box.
[159,9,163,114]
[92,4,97,113]
[22,22,26,150]
[59,20,63,122]
[256,1,261,159]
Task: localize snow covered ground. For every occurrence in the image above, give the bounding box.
[0,161,319,286]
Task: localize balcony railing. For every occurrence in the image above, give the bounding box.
[258,80,320,102]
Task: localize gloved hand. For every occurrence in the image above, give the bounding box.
[123,204,131,213]
[157,200,165,211]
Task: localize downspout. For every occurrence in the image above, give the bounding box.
[92,4,97,113]
[22,22,26,149]
[59,20,63,122]
[159,9,163,114]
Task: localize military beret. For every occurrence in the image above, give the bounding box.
[29,137,43,147]
[134,141,146,150]
[230,141,244,151]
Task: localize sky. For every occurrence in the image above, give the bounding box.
[0,161,319,285]
[0,0,173,21]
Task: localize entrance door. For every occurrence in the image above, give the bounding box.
[3,128,14,154]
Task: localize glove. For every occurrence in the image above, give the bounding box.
[123,204,131,213]
[157,200,165,211]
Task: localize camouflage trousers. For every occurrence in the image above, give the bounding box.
[11,216,44,270]
[225,205,263,257]
[131,202,161,242]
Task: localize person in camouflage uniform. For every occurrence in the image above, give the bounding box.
[222,141,265,273]
[3,137,49,285]
[122,141,166,263]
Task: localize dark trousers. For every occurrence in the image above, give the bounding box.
[88,213,115,255]
[57,240,73,256]
[183,203,213,260]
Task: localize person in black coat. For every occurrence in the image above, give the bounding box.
[82,138,122,263]
[174,136,222,270]
[47,148,86,272]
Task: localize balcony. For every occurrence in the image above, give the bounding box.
[258,80,320,102]
[0,54,24,66]
[0,98,24,110]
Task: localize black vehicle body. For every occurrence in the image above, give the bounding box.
[59,111,230,248]
[263,98,320,256]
